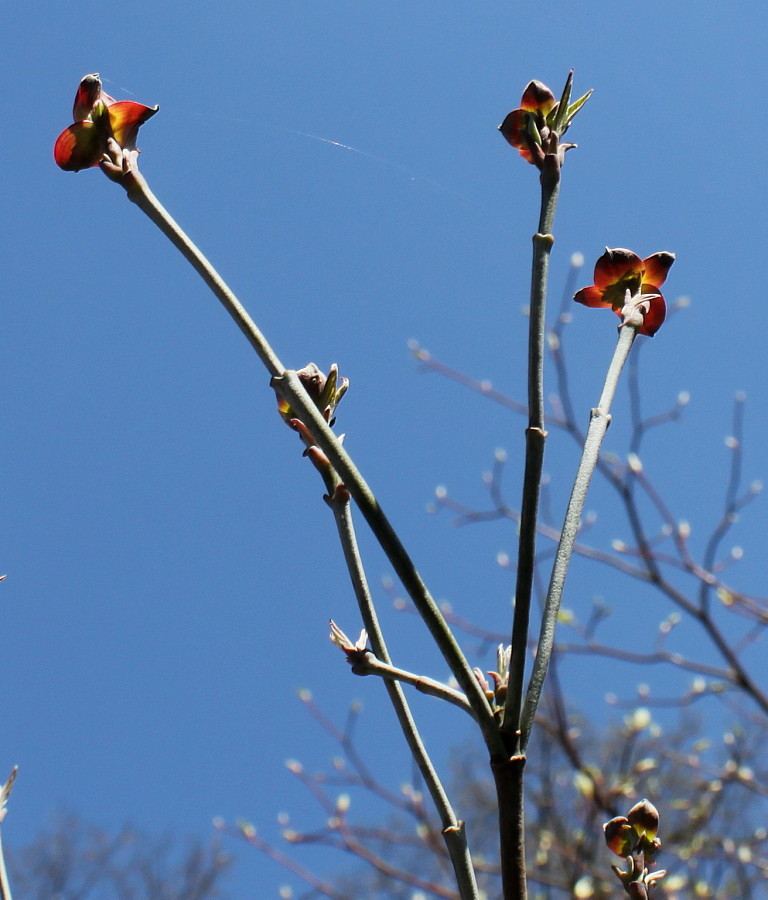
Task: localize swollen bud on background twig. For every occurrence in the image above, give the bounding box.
[627,799,660,841]
[603,816,636,858]
[604,799,666,897]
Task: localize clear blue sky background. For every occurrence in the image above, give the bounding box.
[4,2,768,895]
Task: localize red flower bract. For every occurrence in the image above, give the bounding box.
[574,248,675,337]
[499,80,557,165]
[54,73,158,172]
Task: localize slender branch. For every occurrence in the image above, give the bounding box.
[492,158,561,900]
[503,165,560,748]
[329,490,479,900]
[348,653,475,719]
[109,152,284,377]
[492,144,562,900]
[521,322,638,747]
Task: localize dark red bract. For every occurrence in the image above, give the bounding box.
[54,73,158,172]
[574,248,675,336]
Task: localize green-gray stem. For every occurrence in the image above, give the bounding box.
[496,158,561,900]
[330,491,479,900]
[351,654,475,718]
[121,165,284,377]
[520,322,638,747]
[502,167,560,749]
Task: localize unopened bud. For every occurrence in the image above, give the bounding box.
[627,799,660,840]
[604,816,634,857]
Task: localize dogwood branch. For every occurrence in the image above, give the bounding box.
[334,643,475,719]
[521,320,638,747]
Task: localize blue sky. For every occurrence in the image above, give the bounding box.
[4,1,768,895]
